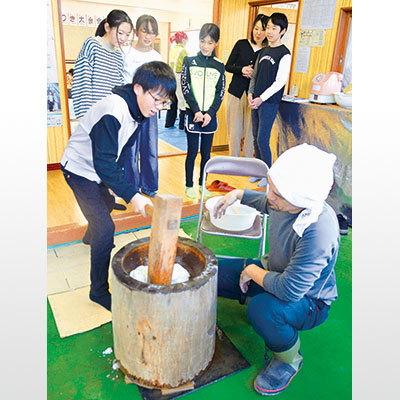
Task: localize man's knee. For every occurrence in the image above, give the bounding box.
[248,294,271,323]
[217,259,243,295]
[246,293,284,327]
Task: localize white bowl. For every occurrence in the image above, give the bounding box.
[334,92,352,109]
[205,196,258,231]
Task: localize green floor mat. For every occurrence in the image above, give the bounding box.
[47,218,351,400]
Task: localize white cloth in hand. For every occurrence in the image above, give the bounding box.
[131,193,153,216]
[239,270,252,293]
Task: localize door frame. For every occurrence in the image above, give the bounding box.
[331,7,352,73]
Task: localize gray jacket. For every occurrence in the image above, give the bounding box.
[242,189,340,305]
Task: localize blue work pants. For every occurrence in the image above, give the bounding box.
[218,258,330,352]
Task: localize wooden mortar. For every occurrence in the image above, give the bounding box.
[111,237,218,389]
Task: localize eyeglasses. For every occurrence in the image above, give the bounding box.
[147,91,171,108]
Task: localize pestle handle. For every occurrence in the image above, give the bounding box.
[147,194,183,285]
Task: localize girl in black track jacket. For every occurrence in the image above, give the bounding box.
[181,23,225,199]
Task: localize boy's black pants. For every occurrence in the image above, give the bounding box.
[62,168,116,296]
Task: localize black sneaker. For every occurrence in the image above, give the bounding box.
[337,214,348,235]
[89,291,111,311]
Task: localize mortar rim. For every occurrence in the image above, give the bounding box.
[111,237,217,293]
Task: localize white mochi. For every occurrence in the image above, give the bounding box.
[129,263,190,284]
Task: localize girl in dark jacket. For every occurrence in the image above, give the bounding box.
[225,14,268,158]
[181,23,226,199]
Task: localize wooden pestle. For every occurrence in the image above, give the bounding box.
[146,194,183,285]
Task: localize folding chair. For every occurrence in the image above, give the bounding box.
[196,156,269,259]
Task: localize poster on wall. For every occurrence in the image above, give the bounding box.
[298,29,325,47]
[47,0,62,127]
[294,46,311,73]
[300,0,337,30]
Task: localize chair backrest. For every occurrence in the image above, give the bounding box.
[197,155,269,246]
[203,156,269,179]
[199,155,269,222]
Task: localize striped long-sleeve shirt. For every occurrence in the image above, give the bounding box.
[71,37,124,119]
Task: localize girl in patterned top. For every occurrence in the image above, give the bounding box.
[71,9,133,119]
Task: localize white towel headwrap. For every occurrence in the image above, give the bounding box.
[268,144,336,237]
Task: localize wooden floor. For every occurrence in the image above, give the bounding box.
[47,145,263,246]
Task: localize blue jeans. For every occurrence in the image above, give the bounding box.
[218,258,330,352]
[185,131,214,187]
[62,168,116,296]
[251,102,280,167]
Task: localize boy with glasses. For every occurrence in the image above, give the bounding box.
[61,61,176,311]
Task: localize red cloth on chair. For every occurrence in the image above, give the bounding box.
[206,180,236,192]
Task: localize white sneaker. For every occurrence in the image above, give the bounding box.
[257,178,267,187]
[199,186,211,199]
[249,177,261,183]
[185,186,197,199]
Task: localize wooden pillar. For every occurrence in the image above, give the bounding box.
[47,0,71,167]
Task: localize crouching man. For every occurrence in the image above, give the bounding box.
[213,143,340,396]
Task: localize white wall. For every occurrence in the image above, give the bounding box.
[61,0,212,30]
[61,0,213,64]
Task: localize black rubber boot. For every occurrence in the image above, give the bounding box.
[254,338,303,396]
